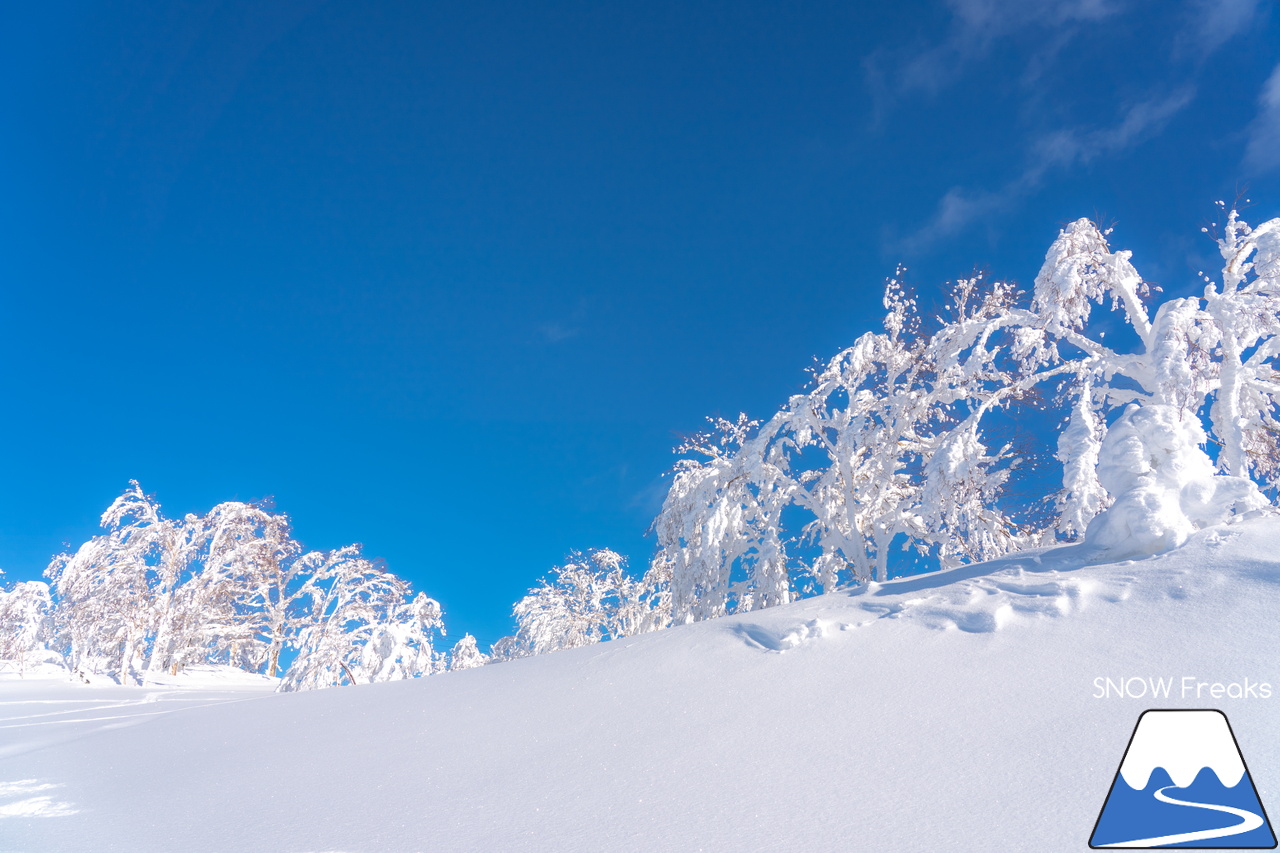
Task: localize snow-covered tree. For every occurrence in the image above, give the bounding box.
[652,208,1280,623]
[486,634,527,664]
[652,414,794,622]
[357,591,446,683]
[1084,403,1266,558]
[1054,377,1108,541]
[1202,208,1280,488]
[510,549,664,655]
[0,580,55,676]
[1028,212,1278,550]
[448,634,488,670]
[281,547,445,691]
[197,500,304,678]
[653,272,1045,621]
[135,505,222,681]
[45,484,449,689]
[46,482,169,684]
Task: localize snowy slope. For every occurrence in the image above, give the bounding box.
[5,519,1280,852]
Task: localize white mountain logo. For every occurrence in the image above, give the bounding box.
[1091,709,1276,848]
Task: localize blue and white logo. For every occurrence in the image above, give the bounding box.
[1091,709,1276,848]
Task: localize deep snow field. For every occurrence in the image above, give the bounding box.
[4,518,1280,852]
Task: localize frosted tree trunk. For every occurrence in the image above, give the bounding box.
[119,634,135,686]
[266,612,286,678]
[143,589,176,685]
[1213,309,1247,476]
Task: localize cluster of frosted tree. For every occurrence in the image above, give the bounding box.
[479,208,1280,656]
[5,209,1278,672]
[487,549,670,661]
[652,208,1280,623]
[3,483,449,690]
[0,580,55,676]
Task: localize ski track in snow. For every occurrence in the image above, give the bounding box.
[1104,785,1265,847]
[0,685,274,761]
[0,691,258,731]
[0,681,279,824]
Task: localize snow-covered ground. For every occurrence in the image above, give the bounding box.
[4,519,1280,852]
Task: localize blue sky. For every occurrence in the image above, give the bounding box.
[2,0,1278,647]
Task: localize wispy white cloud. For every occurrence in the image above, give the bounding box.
[895,89,1195,253]
[945,0,1117,34]
[1027,88,1195,175]
[894,187,1011,254]
[536,300,590,344]
[1180,0,1263,57]
[1245,62,1280,173]
[868,0,1122,101]
[537,322,579,344]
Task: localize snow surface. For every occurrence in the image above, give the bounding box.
[5,518,1280,852]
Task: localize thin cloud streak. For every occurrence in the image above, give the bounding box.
[537,323,579,344]
[1028,88,1196,177]
[945,0,1117,33]
[1180,0,1263,57]
[868,0,1122,102]
[1245,62,1280,174]
[894,89,1195,254]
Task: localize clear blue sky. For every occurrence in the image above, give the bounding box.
[2,0,1278,647]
